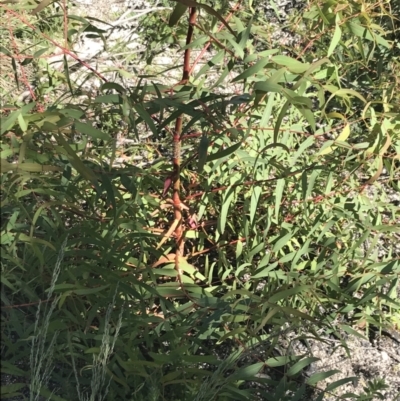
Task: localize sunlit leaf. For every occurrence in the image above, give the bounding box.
[328,24,342,57]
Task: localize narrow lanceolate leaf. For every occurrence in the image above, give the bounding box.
[307,370,341,386]
[328,24,342,57]
[292,57,330,91]
[238,17,252,49]
[1,103,36,135]
[74,121,111,141]
[229,362,264,380]
[63,55,73,95]
[274,100,290,143]
[298,107,316,132]
[1,160,62,173]
[171,0,235,36]
[325,89,366,111]
[250,186,262,225]
[197,134,209,173]
[55,133,99,189]
[74,285,110,295]
[101,82,126,94]
[326,377,359,392]
[131,103,158,136]
[207,142,241,162]
[31,0,55,15]
[274,179,285,222]
[365,132,391,185]
[291,136,315,166]
[218,188,235,235]
[334,89,367,103]
[271,55,310,73]
[287,357,320,377]
[268,285,310,303]
[318,123,350,155]
[1,111,19,135]
[169,3,188,27]
[347,22,390,48]
[254,81,282,94]
[19,233,56,251]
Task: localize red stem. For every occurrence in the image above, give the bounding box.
[173,8,197,284]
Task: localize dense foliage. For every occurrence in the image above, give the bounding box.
[1,0,399,400]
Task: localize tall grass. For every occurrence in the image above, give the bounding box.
[72,284,124,401]
[29,237,66,401]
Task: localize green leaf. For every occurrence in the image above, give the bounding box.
[254,81,282,94]
[63,54,74,95]
[328,24,342,57]
[326,89,366,110]
[197,135,209,173]
[55,133,99,190]
[265,355,294,367]
[268,286,309,303]
[1,103,36,135]
[318,124,350,155]
[280,306,318,322]
[32,0,56,15]
[274,100,290,142]
[39,385,69,401]
[155,286,185,298]
[101,82,126,93]
[217,327,247,343]
[33,47,49,59]
[1,160,62,173]
[298,107,316,132]
[250,186,261,225]
[131,103,158,136]
[171,0,235,36]
[271,55,310,73]
[59,109,84,119]
[100,173,117,218]
[74,121,111,141]
[1,383,26,397]
[219,32,244,58]
[307,370,341,386]
[94,94,120,104]
[19,233,56,251]
[218,188,235,235]
[339,325,368,340]
[229,362,264,380]
[272,231,293,253]
[207,142,241,162]
[291,136,315,166]
[1,362,28,377]
[287,357,319,377]
[238,17,252,49]
[274,178,285,222]
[169,3,188,27]
[326,377,358,392]
[347,22,390,48]
[74,285,110,295]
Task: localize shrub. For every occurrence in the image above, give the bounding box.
[1,0,399,400]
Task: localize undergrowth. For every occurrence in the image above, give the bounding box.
[1,0,399,400]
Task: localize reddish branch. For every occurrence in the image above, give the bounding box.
[189,0,243,75]
[6,13,37,102]
[172,7,197,286]
[1,298,54,309]
[1,6,109,83]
